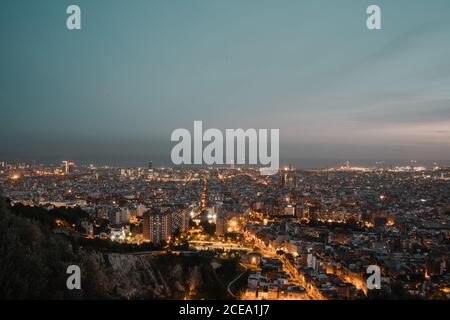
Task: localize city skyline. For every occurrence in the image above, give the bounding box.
[1,161,450,300]
[2,0,450,307]
[1,0,450,165]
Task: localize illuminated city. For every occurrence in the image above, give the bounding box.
[1,160,449,300]
[1,1,450,313]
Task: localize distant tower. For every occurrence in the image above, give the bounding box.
[62,161,69,174]
[410,160,417,171]
[281,165,296,188]
[62,161,74,174]
[148,161,153,170]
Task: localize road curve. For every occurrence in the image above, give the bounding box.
[227,263,248,299]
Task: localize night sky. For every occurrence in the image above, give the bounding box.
[1,0,450,167]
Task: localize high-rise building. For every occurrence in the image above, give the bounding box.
[215,211,226,236]
[143,210,172,244]
[61,161,75,174]
[148,161,153,170]
[171,208,190,234]
[108,208,130,225]
[281,165,297,188]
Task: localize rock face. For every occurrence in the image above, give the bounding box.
[80,253,221,299]
[0,199,231,300]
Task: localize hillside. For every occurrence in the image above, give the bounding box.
[0,196,236,299]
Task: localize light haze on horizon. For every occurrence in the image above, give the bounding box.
[1,0,450,167]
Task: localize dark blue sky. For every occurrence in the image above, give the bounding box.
[1,0,450,167]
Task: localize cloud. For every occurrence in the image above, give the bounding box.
[352,98,450,125]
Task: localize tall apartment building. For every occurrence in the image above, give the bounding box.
[143,210,172,244]
[171,208,190,234]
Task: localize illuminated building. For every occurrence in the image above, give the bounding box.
[143,210,172,243]
[171,208,190,234]
[281,165,297,188]
[61,160,75,174]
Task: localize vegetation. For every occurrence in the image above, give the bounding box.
[0,196,242,300]
[0,196,112,299]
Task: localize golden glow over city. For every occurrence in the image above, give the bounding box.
[9,173,21,180]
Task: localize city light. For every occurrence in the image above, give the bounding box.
[1,161,449,301]
[9,173,21,180]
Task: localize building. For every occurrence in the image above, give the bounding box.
[284,205,295,216]
[215,212,226,236]
[171,208,190,234]
[143,210,172,244]
[281,165,297,188]
[108,208,130,225]
[61,160,74,174]
[135,204,147,217]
